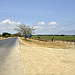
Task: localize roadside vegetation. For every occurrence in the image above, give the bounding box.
[32,35,75,42]
[15,24,34,40]
[0,32,22,40]
[19,37,69,49]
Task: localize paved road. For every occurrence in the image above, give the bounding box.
[0,37,24,75]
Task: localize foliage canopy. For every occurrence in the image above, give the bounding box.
[15,24,34,37]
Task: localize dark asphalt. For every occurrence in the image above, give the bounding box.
[0,37,18,47]
[0,37,24,75]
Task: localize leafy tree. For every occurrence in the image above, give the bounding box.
[51,36,54,41]
[15,24,34,39]
[0,34,2,37]
[5,35,9,38]
[2,32,11,37]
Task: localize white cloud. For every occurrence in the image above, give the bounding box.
[48,21,58,25]
[34,26,43,29]
[0,19,21,25]
[34,25,58,35]
[0,27,15,30]
[60,27,64,29]
[38,21,45,25]
[49,26,56,29]
[0,19,21,33]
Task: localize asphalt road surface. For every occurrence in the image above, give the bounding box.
[0,37,24,75]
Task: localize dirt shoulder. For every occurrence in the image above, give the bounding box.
[0,37,12,40]
[19,37,75,75]
[19,37,69,49]
[0,37,5,40]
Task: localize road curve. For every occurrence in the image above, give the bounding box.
[0,37,24,75]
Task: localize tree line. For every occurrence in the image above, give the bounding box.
[0,24,34,39]
[0,32,22,37]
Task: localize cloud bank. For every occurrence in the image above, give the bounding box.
[0,19,70,35]
[0,19,21,25]
[0,19,21,33]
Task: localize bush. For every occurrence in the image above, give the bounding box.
[51,36,54,41]
[5,35,9,38]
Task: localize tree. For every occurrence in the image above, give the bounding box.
[15,24,34,39]
[2,32,11,37]
[17,32,21,37]
[0,34,2,37]
[51,36,54,41]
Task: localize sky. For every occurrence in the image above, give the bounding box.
[0,0,75,35]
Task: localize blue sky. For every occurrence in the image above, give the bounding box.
[0,0,75,35]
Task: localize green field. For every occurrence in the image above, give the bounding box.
[32,35,75,42]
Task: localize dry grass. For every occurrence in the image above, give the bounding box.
[19,37,75,75]
[19,37,69,49]
[0,37,5,40]
[0,37,12,40]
